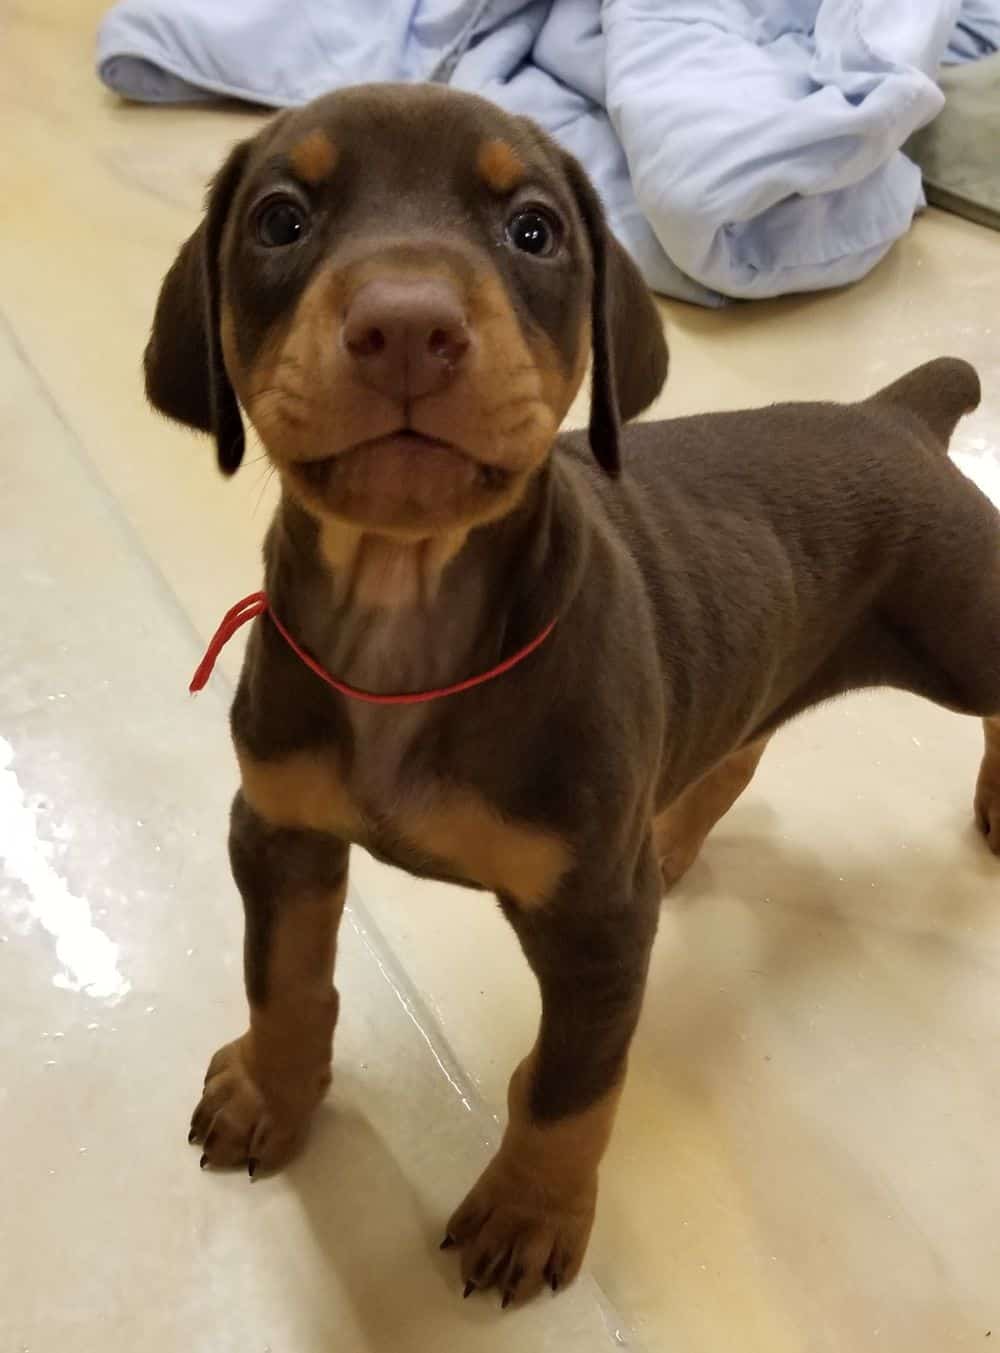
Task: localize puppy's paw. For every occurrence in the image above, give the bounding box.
[188,1035,328,1175]
[974,765,1000,855]
[444,1156,596,1307]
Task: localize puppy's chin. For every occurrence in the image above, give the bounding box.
[285,432,519,533]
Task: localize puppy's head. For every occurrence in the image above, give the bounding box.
[145,84,667,536]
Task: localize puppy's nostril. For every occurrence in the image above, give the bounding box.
[342,278,469,398]
[428,327,469,365]
[347,327,386,359]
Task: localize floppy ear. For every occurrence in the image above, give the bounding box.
[144,142,249,475]
[562,155,668,475]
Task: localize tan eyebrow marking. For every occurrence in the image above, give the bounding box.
[288,129,338,185]
[476,139,526,194]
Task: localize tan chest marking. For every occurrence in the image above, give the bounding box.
[401,788,572,908]
[236,746,570,907]
[236,745,362,839]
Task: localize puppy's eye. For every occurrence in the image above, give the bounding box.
[254,197,309,248]
[506,209,559,257]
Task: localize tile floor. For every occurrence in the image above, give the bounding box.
[2,4,999,1350]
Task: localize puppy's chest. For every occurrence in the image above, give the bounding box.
[243,603,573,904]
[241,720,571,908]
[322,605,472,830]
[337,636,458,838]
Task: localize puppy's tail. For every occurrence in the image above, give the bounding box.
[869,357,981,448]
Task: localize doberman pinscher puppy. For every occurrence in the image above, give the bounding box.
[146,82,1000,1307]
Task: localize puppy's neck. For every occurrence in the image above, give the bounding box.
[317,522,470,612]
[266,474,568,701]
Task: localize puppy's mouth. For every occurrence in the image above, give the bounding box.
[291,430,511,529]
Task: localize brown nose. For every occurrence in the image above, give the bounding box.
[342,277,470,402]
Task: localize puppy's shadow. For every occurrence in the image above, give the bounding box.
[285,1073,518,1346]
[643,798,999,1065]
[662,800,779,913]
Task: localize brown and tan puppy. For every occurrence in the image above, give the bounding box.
[146,82,1000,1308]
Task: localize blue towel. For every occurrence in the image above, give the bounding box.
[97,0,1000,305]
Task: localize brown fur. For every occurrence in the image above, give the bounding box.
[402,790,573,909]
[476,138,527,194]
[446,1053,620,1302]
[233,257,579,536]
[240,741,570,907]
[653,737,770,888]
[288,129,339,184]
[191,802,348,1171]
[236,744,361,838]
[975,715,1000,847]
[317,519,470,608]
[146,83,999,1308]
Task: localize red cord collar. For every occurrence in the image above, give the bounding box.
[189,591,557,706]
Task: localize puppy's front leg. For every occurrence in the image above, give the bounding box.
[190,793,349,1173]
[446,846,660,1306]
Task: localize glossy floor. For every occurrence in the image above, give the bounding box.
[2,6,999,1350]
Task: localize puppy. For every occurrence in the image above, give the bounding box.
[146,82,998,1308]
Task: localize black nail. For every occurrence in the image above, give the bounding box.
[550,1273,561,1293]
[188,1128,197,1144]
[501,1292,513,1310]
[463,1281,476,1299]
[199,1154,208,1170]
[440,1234,455,1251]
[248,1157,258,1179]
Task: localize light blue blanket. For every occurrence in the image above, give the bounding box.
[97,0,1000,305]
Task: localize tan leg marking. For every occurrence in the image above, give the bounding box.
[447,1053,621,1303]
[974,716,1000,853]
[654,737,769,889]
[236,743,362,838]
[191,877,346,1172]
[403,789,572,908]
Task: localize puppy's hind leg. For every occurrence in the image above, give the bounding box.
[653,738,769,890]
[974,718,1000,853]
[874,439,1000,856]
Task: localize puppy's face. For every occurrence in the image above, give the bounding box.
[146,84,667,538]
[225,91,592,533]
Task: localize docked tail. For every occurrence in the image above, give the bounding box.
[869,357,981,447]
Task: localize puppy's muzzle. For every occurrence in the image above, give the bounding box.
[342,276,471,403]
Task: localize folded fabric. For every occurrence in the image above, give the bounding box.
[97,0,1000,304]
[906,50,1000,231]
